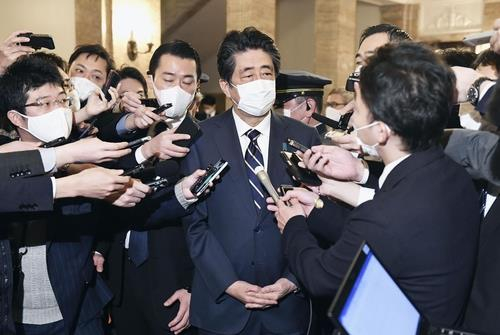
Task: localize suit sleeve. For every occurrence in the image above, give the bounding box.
[443,129,500,186]
[282,205,396,297]
[0,150,47,177]
[0,176,53,213]
[181,141,239,302]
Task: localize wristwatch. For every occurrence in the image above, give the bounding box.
[467,77,495,106]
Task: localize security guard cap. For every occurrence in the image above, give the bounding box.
[275,70,332,106]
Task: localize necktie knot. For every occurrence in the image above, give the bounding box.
[246,129,261,142]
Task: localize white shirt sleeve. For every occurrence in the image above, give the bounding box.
[38,148,57,172]
[134,145,148,164]
[50,177,56,199]
[356,186,375,206]
[355,159,370,185]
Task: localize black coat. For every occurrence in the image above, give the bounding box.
[283,147,480,327]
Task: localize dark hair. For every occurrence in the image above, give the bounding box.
[201,94,216,106]
[359,23,412,47]
[217,26,281,82]
[359,42,455,151]
[473,49,500,73]
[68,44,115,74]
[148,40,201,80]
[438,48,477,68]
[32,52,68,72]
[119,66,148,97]
[0,54,63,117]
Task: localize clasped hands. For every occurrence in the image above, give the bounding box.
[226,278,297,309]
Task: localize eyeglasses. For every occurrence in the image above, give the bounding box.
[24,96,73,109]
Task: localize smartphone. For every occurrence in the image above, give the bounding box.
[103,70,121,101]
[41,137,67,148]
[174,115,201,148]
[146,177,171,192]
[78,119,97,139]
[278,184,294,206]
[19,33,55,50]
[463,31,494,46]
[190,159,228,197]
[140,98,159,108]
[345,71,360,92]
[152,103,173,115]
[126,136,151,149]
[287,138,309,153]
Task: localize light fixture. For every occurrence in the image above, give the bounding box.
[127,31,154,61]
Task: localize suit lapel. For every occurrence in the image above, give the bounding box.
[212,110,257,219]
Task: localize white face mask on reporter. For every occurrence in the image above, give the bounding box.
[283,100,307,119]
[153,84,194,119]
[70,77,101,101]
[231,79,275,117]
[15,107,73,143]
[352,121,383,158]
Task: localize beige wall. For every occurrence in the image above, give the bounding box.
[0,0,76,61]
[277,0,315,72]
[356,2,381,46]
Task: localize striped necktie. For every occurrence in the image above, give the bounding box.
[244,129,266,211]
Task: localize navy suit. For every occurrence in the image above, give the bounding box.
[283,147,480,327]
[181,110,321,334]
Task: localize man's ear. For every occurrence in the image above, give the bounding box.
[219,79,231,98]
[7,110,25,128]
[376,122,392,145]
[305,98,316,116]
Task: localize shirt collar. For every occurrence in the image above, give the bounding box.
[232,108,272,138]
[378,154,411,189]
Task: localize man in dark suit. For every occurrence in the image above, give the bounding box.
[181,27,321,335]
[270,42,480,328]
[96,40,206,335]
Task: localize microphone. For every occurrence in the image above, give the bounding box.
[312,113,341,129]
[254,166,280,203]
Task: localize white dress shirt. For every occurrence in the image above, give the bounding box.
[232,109,271,171]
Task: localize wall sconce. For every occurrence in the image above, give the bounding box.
[127,31,153,61]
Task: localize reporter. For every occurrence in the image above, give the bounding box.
[0,30,34,75]
[269,43,479,328]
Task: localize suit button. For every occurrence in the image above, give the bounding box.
[253,227,261,233]
[26,170,31,175]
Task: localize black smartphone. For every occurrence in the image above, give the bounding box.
[174,115,201,148]
[140,98,159,108]
[19,33,55,50]
[146,177,171,192]
[287,138,309,153]
[78,119,97,139]
[41,137,67,148]
[280,151,322,186]
[345,71,360,92]
[152,103,173,115]
[126,136,151,149]
[190,159,228,197]
[103,70,121,101]
[277,184,294,197]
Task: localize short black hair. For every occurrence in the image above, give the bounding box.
[359,24,412,47]
[201,94,216,106]
[217,26,281,82]
[68,44,115,74]
[473,49,500,73]
[32,52,68,72]
[359,42,455,151]
[148,40,201,80]
[0,54,63,127]
[438,48,477,68]
[118,66,148,97]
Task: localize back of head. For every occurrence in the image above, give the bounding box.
[359,23,412,47]
[69,44,115,74]
[217,26,281,82]
[473,49,500,73]
[360,42,455,152]
[438,48,477,68]
[32,52,68,72]
[201,94,216,106]
[148,40,201,80]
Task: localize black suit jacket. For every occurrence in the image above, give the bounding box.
[283,147,480,327]
[0,150,53,213]
[181,110,321,334]
[462,196,500,334]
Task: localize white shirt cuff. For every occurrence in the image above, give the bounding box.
[355,159,370,185]
[124,231,130,249]
[50,177,56,199]
[479,81,496,101]
[39,148,57,172]
[175,179,197,209]
[356,186,375,206]
[135,145,148,164]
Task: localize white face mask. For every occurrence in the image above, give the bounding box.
[325,106,341,121]
[153,84,194,119]
[67,89,81,113]
[70,77,101,101]
[353,121,381,158]
[283,100,307,119]
[232,79,275,117]
[16,107,73,143]
[459,113,481,130]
